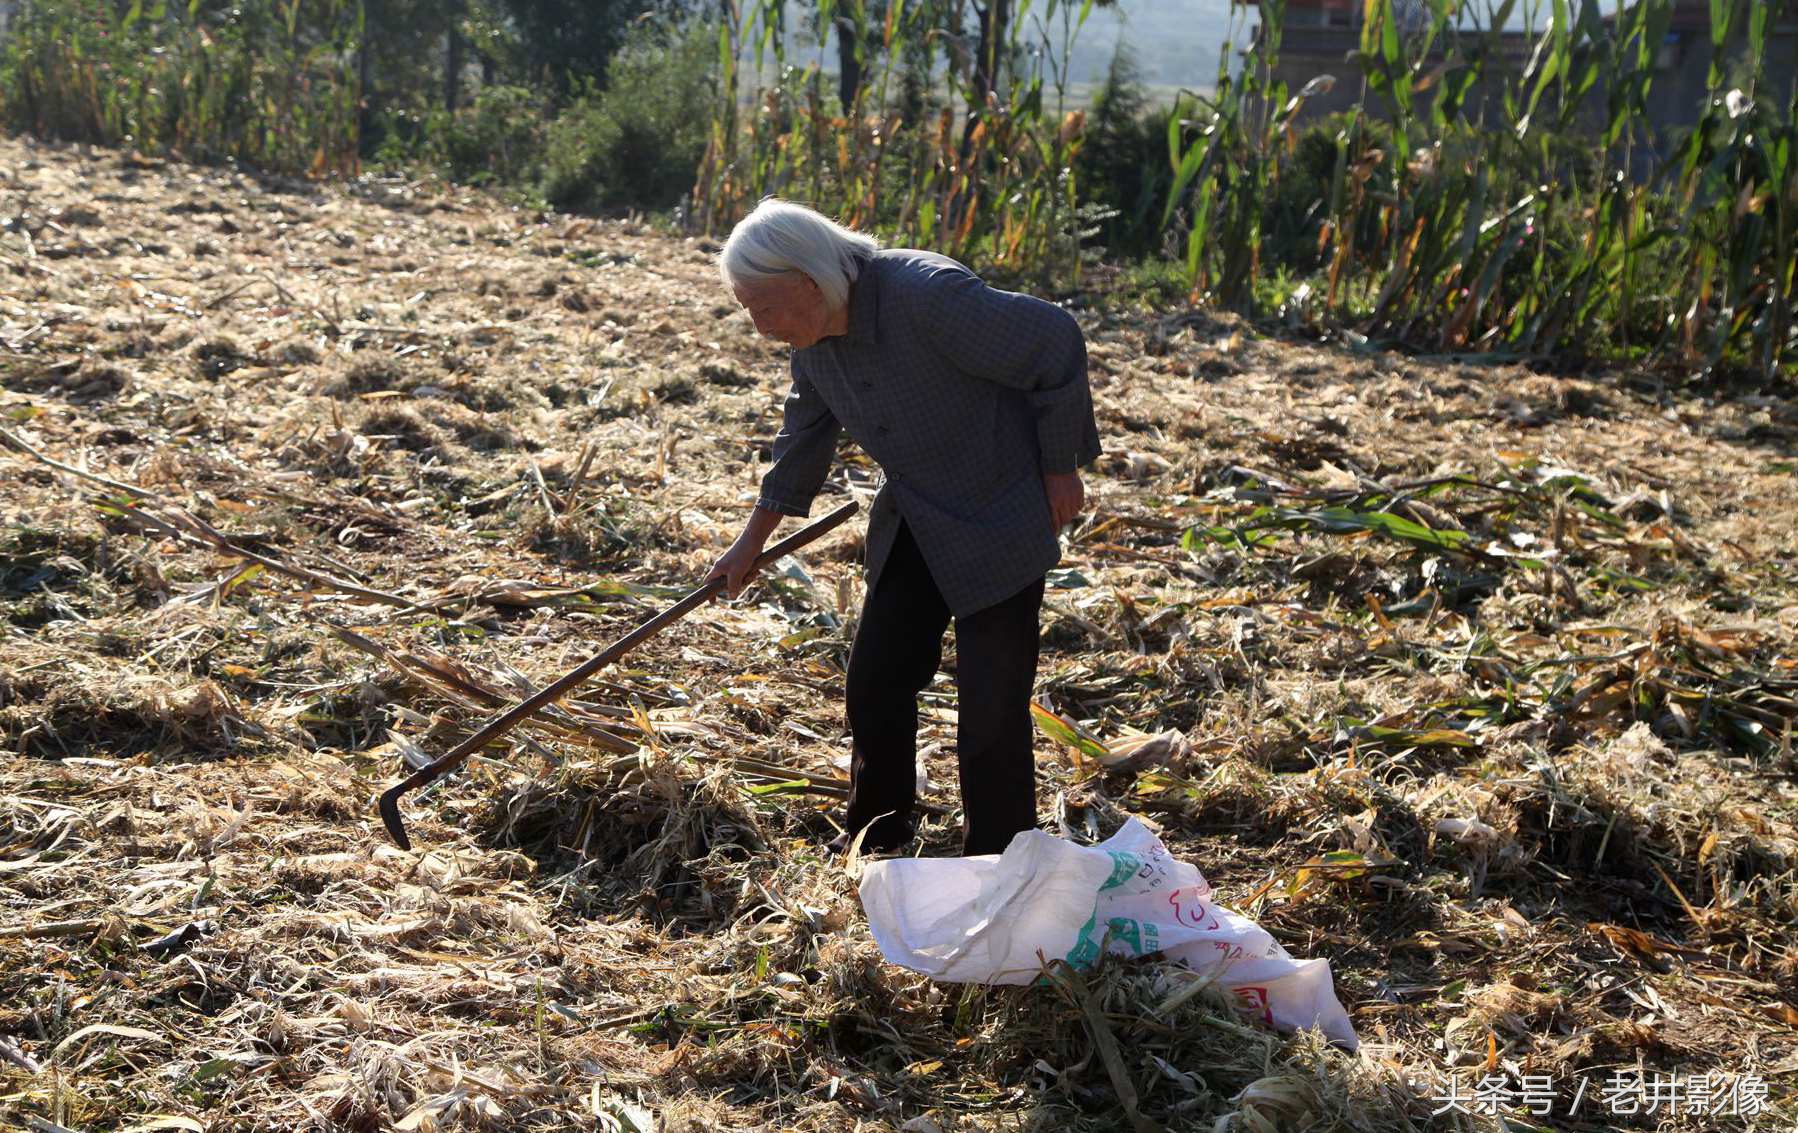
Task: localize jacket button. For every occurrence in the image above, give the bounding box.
[876,425,889,436]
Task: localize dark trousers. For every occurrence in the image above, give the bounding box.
[843,521,1046,856]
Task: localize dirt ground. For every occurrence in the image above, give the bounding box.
[2,132,1797,1132]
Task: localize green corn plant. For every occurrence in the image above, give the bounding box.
[1163,0,1348,307]
[0,0,362,176]
[1160,0,1794,379]
[694,0,1097,283]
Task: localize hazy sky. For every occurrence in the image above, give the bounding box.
[767,0,1551,98]
[1065,0,1548,90]
[765,0,1245,92]
[1069,0,1244,90]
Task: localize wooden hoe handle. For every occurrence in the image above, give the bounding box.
[378,500,859,849]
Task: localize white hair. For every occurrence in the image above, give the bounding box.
[718,198,879,311]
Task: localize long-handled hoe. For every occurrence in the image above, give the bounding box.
[377,501,858,849]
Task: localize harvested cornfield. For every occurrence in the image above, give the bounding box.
[1,134,1796,1132]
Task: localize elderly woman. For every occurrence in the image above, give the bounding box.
[707,199,1101,857]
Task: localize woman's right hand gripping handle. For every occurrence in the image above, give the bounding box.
[705,504,784,599]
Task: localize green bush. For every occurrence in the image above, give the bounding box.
[425,84,549,186]
[538,23,715,214]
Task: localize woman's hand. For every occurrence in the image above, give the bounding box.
[705,505,783,598]
[705,538,766,599]
[1043,470,1085,531]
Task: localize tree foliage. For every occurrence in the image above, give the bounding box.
[485,0,660,96]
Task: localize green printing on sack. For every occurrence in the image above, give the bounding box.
[1101,851,1143,890]
[1065,905,1103,968]
[1066,910,1150,968]
[1104,917,1144,955]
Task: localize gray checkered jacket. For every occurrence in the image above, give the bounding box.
[755,248,1102,617]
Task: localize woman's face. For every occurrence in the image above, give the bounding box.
[734,273,833,349]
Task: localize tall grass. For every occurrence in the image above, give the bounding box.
[0,0,363,176]
[1169,0,1797,377]
[692,0,1097,282]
